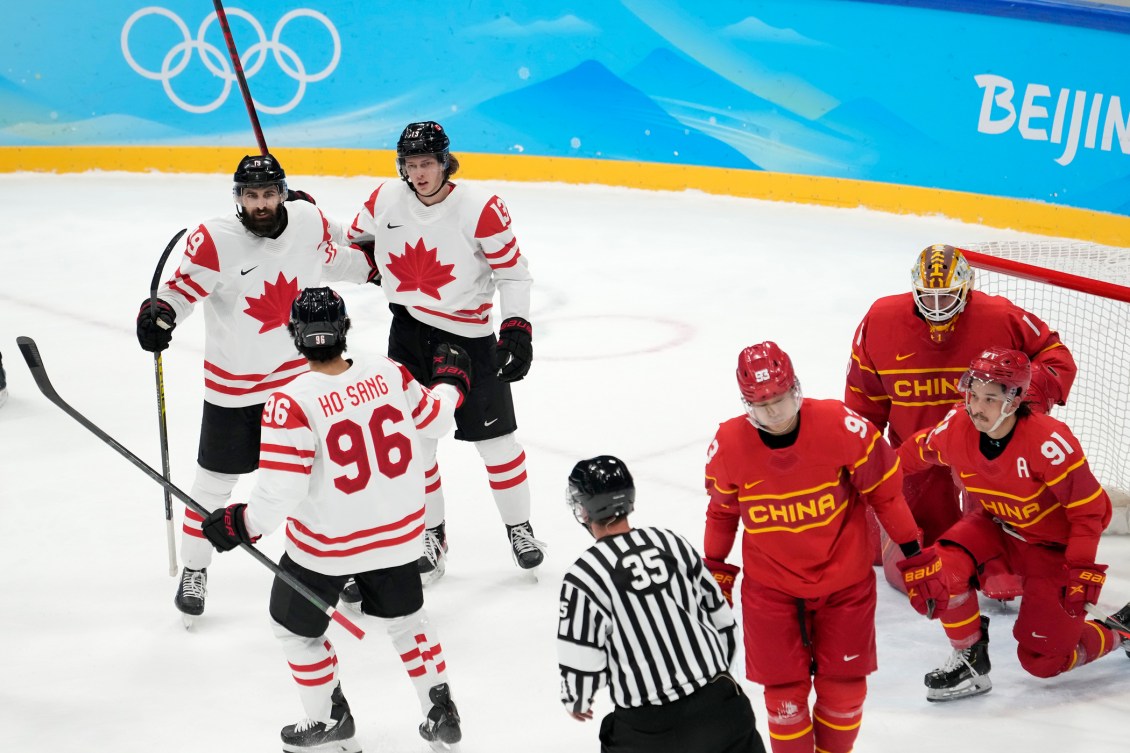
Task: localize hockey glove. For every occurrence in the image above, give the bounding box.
[704,558,740,607]
[351,240,382,286]
[431,343,472,401]
[202,503,260,553]
[136,299,176,352]
[494,317,532,382]
[1062,562,1107,617]
[286,188,317,205]
[1024,362,1060,414]
[897,547,948,618]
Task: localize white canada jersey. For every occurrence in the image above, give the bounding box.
[158,201,374,407]
[347,180,532,337]
[244,353,460,576]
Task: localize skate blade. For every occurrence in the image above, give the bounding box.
[926,675,992,702]
[341,600,363,616]
[281,737,362,753]
[421,562,447,588]
[181,613,196,630]
[427,741,460,753]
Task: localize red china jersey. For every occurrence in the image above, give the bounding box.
[704,399,919,598]
[900,407,1111,564]
[846,291,1075,447]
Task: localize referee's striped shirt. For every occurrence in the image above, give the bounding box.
[557,526,736,712]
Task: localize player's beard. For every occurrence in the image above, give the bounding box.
[244,204,283,235]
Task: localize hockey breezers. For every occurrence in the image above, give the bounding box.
[151,228,186,577]
[16,336,366,641]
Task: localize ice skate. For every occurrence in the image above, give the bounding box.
[0,357,8,409]
[418,682,461,751]
[174,567,207,629]
[1098,601,1130,656]
[926,615,992,701]
[418,523,448,586]
[340,578,361,614]
[281,684,360,753]
[506,521,546,577]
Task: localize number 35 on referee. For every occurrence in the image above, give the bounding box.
[557,455,767,753]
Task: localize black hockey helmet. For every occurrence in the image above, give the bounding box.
[396,121,450,180]
[289,287,350,352]
[233,153,287,195]
[567,455,635,529]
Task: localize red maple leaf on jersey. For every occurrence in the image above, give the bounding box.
[386,239,456,300]
[244,273,300,333]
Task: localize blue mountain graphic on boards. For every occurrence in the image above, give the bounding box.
[450,59,758,168]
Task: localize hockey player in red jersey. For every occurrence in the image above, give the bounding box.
[845,243,1076,595]
[201,288,465,751]
[898,346,1129,701]
[346,121,543,584]
[135,154,379,625]
[704,342,943,753]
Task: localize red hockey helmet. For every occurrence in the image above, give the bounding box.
[959,346,1031,401]
[737,341,797,403]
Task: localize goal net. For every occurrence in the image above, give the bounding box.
[960,241,1130,534]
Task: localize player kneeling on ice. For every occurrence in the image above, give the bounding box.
[558,455,767,753]
[898,346,1130,702]
[201,287,467,752]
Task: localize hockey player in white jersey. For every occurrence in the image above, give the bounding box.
[201,287,465,752]
[135,154,379,624]
[346,120,543,584]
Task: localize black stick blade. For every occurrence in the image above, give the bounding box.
[16,335,57,399]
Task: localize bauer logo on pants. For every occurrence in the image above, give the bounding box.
[120,6,340,114]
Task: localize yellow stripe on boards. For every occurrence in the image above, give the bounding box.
[3,146,1128,245]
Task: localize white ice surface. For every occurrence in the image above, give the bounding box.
[0,172,1126,752]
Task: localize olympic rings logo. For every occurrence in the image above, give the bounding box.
[121,6,340,115]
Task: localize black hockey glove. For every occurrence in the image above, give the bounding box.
[202,503,260,553]
[430,343,472,400]
[494,317,532,382]
[136,299,176,352]
[286,188,317,205]
[352,240,382,286]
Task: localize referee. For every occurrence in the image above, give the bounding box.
[557,455,766,753]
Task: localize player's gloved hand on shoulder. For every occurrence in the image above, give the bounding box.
[896,545,948,618]
[351,240,381,286]
[431,343,472,402]
[136,299,176,352]
[286,188,316,205]
[201,503,260,552]
[704,558,740,607]
[1062,561,1107,617]
[494,317,532,382]
[1024,362,1061,413]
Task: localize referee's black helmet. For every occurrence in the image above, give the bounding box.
[567,455,635,527]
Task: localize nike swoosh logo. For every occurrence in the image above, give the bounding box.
[1031,632,1047,639]
[240,266,258,276]
[744,480,764,489]
[959,471,976,478]
[387,222,404,229]
[484,418,499,426]
[895,352,915,361]
[843,654,860,661]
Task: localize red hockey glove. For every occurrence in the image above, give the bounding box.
[1062,562,1107,617]
[1024,362,1060,413]
[494,317,532,382]
[704,558,740,607]
[136,298,176,352]
[202,503,260,553]
[431,343,471,402]
[897,548,948,618]
[286,188,317,205]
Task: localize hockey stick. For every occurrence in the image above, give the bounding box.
[151,228,187,577]
[212,0,268,155]
[16,337,365,641]
[1084,603,1130,640]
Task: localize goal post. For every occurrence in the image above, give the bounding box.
[960,241,1130,534]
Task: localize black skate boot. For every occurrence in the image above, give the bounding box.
[506,521,546,570]
[1099,601,1130,657]
[0,352,7,409]
[419,682,461,751]
[340,578,361,614]
[417,523,448,586]
[925,615,991,702]
[174,567,207,628]
[281,683,360,753]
